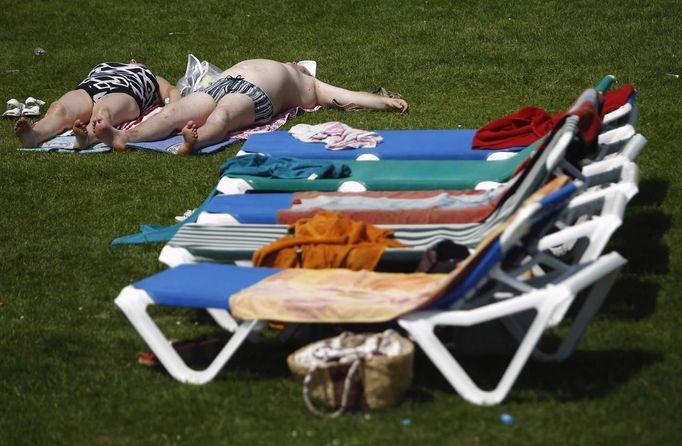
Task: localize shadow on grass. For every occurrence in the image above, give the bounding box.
[628,178,668,208]
[409,347,661,404]
[599,275,658,320]
[609,177,670,272]
[610,209,670,275]
[141,321,392,381]
[136,317,660,406]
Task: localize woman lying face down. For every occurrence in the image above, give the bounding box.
[14,60,179,149]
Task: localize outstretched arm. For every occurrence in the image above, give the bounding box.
[156,76,181,104]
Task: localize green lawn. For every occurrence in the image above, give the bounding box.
[1,0,681,444]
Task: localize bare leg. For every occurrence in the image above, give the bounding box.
[14,89,92,147]
[73,93,142,148]
[313,79,408,113]
[94,92,215,150]
[175,94,255,156]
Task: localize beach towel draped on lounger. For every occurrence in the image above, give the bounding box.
[222,154,351,179]
[289,122,384,149]
[472,84,635,150]
[274,189,504,225]
[252,211,405,270]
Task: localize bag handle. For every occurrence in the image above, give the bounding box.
[302,359,361,418]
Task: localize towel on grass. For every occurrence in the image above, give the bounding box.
[289,121,383,150]
[19,105,311,155]
[18,107,163,154]
[252,211,405,270]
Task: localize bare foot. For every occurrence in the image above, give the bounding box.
[175,121,199,156]
[73,119,91,148]
[93,117,128,151]
[14,117,38,147]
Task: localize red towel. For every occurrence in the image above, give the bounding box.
[472,106,555,150]
[472,85,635,150]
[602,84,635,115]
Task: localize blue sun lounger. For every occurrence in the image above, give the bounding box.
[239,129,525,161]
[236,76,636,161]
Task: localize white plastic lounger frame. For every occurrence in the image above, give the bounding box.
[601,101,638,131]
[398,251,626,405]
[115,287,263,384]
[506,187,632,360]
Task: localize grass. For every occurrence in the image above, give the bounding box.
[1,0,681,444]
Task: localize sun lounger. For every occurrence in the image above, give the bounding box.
[115,180,627,404]
[236,76,636,161]
[216,86,636,194]
[236,104,636,162]
[239,129,527,161]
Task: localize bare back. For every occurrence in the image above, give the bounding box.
[219,59,318,113]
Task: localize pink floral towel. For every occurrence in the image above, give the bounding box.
[289,121,383,150]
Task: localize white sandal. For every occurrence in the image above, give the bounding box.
[2,98,24,118]
[22,97,45,116]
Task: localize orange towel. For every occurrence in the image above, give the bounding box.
[252,212,405,270]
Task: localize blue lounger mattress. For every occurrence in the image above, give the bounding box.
[134,263,280,309]
[202,193,295,224]
[238,129,524,161]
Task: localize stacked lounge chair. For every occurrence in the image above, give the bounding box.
[159,88,645,266]
[116,177,627,404]
[114,79,646,405]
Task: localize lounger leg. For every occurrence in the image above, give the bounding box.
[532,267,621,361]
[115,286,259,384]
[500,267,620,363]
[207,308,239,331]
[399,291,559,405]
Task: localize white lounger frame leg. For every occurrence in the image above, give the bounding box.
[496,187,629,361]
[398,252,626,405]
[115,286,262,384]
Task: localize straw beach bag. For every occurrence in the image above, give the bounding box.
[287,330,414,417]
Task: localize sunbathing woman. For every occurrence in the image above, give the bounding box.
[14,60,180,148]
[94,59,408,155]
